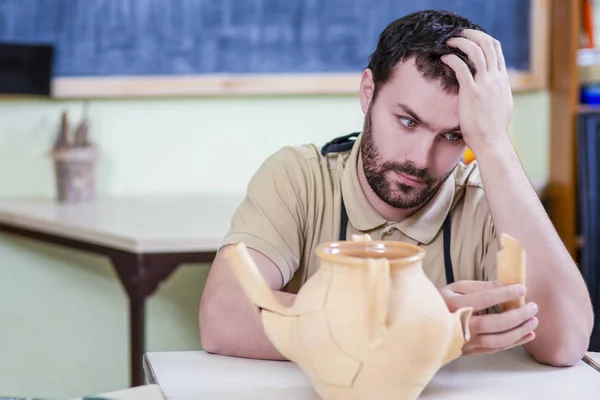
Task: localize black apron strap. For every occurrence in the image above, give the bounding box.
[443,213,455,285]
[321,132,358,242]
[339,197,349,241]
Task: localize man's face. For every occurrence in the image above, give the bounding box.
[359,59,467,210]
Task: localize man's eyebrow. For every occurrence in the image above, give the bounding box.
[397,103,461,133]
[397,103,426,127]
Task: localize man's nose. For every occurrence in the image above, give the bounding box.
[405,137,433,171]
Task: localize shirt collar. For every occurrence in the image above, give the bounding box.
[341,134,456,245]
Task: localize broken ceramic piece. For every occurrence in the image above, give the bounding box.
[497,233,527,312]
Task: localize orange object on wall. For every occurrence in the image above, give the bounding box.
[463,148,475,164]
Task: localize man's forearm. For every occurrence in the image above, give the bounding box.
[475,139,594,365]
[199,288,296,360]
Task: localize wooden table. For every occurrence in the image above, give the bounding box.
[143,348,600,399]
[0,194,244,387]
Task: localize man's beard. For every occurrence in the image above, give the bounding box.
[360,109,454,210]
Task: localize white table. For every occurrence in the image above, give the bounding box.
[0,194,245,253]
[0,194,244,386]
[143,348,600,399]
[69,384,165,400]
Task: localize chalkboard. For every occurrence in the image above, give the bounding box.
[0,0,548,98]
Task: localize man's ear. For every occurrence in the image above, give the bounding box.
[359,69,375,114]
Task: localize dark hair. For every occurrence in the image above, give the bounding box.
[367,10,486,95]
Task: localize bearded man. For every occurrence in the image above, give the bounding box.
[199,10,594,367]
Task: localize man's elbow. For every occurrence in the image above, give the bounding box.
[199,320,223,355]
[532,344,588,367]
[544,304,596,367]
[530,328,592,367]
[198,294,232,355]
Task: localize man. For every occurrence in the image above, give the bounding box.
[199,10,594,366]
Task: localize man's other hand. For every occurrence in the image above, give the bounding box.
[440,280,539,355]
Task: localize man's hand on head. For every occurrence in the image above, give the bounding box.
[440,29,514,156]
[440,280,539,356]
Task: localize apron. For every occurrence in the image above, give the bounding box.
[321,132,455,285]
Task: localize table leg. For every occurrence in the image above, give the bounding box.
[110,253,182,387]
[129,278,145,387]
[0,223,216,387]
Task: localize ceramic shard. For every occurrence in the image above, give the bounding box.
[497,233,527,312]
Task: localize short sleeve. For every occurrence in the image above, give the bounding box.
[220,147,309,286]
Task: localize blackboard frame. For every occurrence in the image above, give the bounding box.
[49,0,549,99]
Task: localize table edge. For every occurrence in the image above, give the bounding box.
[143,353,158,384]
[584,354,600,373]
[0,216,225,254]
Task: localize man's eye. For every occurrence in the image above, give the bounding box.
[443,132,462,142]
[399,117,417,128]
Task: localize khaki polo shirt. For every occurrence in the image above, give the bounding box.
[221,134,499,294]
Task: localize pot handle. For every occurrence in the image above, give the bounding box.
[366,257,391,348]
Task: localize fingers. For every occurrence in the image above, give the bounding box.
[471,317,538,351]
[440,54,475,90]
[445,282,538,357]
[510,331,536,348]
[447,280,500,294]
[471,302,538,335]
[446,37,487,74]
[465,332,535,356]
[458,29,499,72]
[445,29,506,77]
[450,284,526,312]
[493,39,507,73]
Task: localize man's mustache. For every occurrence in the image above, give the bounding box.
[380,161,435,184]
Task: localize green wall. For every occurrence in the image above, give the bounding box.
[0,90,548,398]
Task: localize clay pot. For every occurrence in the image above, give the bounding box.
[51,146,97,203]
[224,234,473,400]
